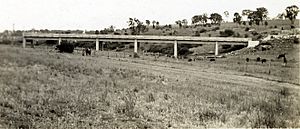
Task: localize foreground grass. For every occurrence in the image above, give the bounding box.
[0,45,300,128]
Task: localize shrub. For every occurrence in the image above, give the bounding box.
[220,29,235,37]
[291,26,295,29]
[194,31,200,36]
[264,21,268,26]
[212,27,220,31]
[245,27,250,31]
[178,47,191,56]
[199,28,207,33]
[133,52,140,58]
[56,41,75,53]
[242,21,246,26]
[235,32,241,37]
[244,34,249,38]
[251,31,259,36]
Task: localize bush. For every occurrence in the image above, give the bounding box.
[264,21,268,26]
[133,52,140,58]
[242,21,246,26]
[235,32,241,37]
[194,31,200,36]
[56,41,75,53]
[245,27,250,31]
[244,34,249,38]
[251,31,259,36]
[178,47,191,56]
[291,26,295,29]
[211,27,220,31]
[199,28,207,33]
[220,29,235,37]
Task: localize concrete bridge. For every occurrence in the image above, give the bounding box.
[23,33,259,58]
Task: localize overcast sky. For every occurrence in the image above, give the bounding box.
[0,0,299,31]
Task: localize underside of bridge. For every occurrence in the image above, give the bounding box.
[22,33,257,58]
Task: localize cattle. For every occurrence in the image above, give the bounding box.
[85,48,92,56]
[246,58,250,62]
[256,57,261,62]
[283,57,287,66]
[261,59,267,64]
[278,53,287,66]
[278,53,286,59]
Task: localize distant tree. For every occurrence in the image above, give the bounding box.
[95,30,100,34]
[233,12,242,25]
[192,15,200,25]
[127,18,146,35]
[109,25,115,32]
[156,21,160,29]
[248,11,261,25]
[209,13,223,25]
[192,14,208,26]
[175,20,182,28]
[145,20,151,26]
[152,20,156,28]
[285,5,299,24]
[224,11,229,22]
[182,19,188,27]
[128,18,135,29]
[276,13,285,20]
[256,7,268,23]
[200,14,208,25]
[242,9,253,21]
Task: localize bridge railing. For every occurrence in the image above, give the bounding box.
[23,33,251,43]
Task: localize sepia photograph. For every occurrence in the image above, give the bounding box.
[0,0,299,128]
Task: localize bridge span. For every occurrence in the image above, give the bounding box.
[23,33,259,58]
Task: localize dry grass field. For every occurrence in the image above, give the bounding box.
[0,42,300,128]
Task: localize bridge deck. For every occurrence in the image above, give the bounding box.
[24,33,251,43]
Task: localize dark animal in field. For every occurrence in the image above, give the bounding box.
[283,57,287,66]
[85,48,91,56]
[246,58,250,62]
[256,57,261,62]
[277,53,286,59]
[277,53,287,66]
[82,49,85,56]
[261,59,267,64]
[210,58,215,61]
[188,58,193,62]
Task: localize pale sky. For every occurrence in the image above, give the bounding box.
[0,0,299,31]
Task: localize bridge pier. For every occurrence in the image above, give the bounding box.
[31,40,36,48]
[215,41,218,56]
[22,38,26,48]
[95,38,99,51]
[174,40,178,58]
[58,38,62,45]
[134,39,138,53]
